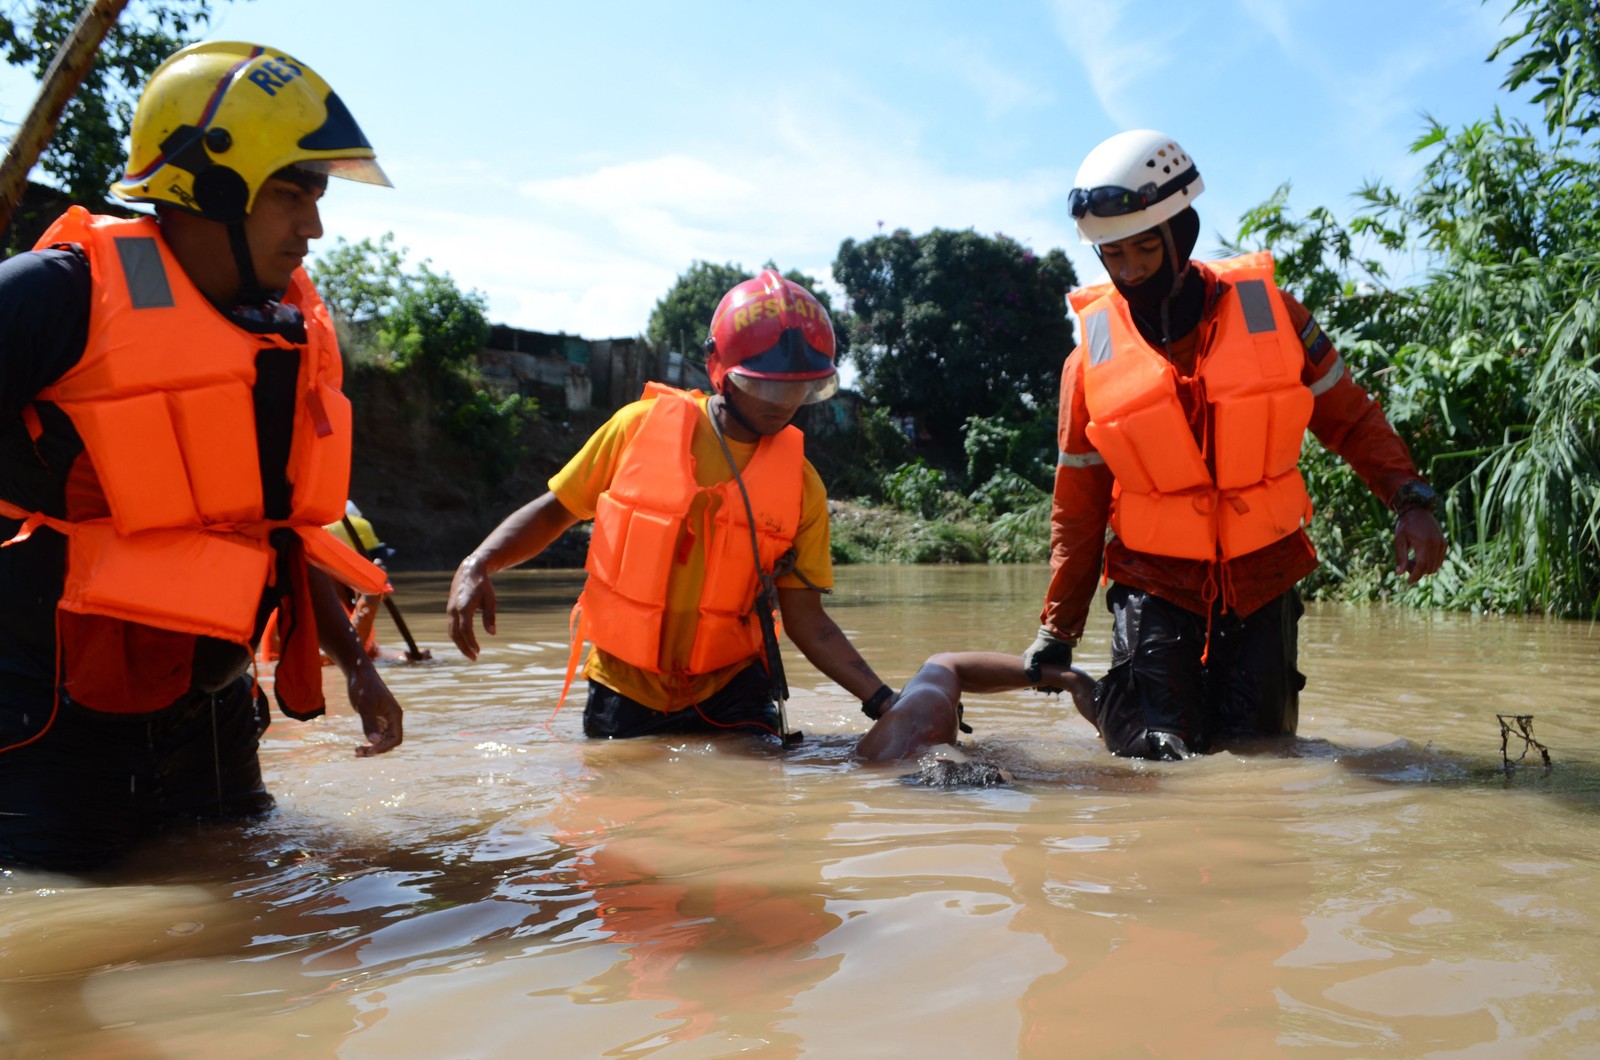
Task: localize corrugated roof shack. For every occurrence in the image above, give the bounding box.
[800,388,865,439]
[656,348,711,395]
[594,337,686,408]
[478,326,594,409]
[478,327,710,413]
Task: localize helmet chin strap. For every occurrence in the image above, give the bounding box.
[1154,221,1186,351]
[712,389,764,438]
[225,220,272,304]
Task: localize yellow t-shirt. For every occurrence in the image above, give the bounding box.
[550,392,833,711]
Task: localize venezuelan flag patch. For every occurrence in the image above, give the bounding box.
[1299,317,1333,365]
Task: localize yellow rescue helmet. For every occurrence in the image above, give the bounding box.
[327,514,395,562]
[112,41,390,222]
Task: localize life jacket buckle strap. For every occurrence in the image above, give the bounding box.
[0,500,72,547]
[305,387,333,438]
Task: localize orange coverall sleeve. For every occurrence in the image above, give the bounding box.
[1039,346,1112,641]
[1287,293,1426,506]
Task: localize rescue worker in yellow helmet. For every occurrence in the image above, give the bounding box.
[329,503,398,567]
[1024,130,1445,761]
[327,503,398,660]
[447,270,899,740]
[0,42,402,871]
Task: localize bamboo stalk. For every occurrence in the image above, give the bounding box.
[0,0,131,233]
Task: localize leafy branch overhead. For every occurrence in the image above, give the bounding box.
[1,1,225,201]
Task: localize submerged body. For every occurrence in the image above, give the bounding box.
[855,651,1095,764]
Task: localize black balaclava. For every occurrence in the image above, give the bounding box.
[1104,206,1205,350]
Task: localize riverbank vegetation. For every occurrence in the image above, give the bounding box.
[1228,0,1600,617]
[310,236,535,489]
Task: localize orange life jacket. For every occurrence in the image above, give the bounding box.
[1070,252,1315,563]
[576,383,803,677]
[0,208,386,716]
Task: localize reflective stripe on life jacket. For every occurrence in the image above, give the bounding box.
[2,208,386,716]
[577,383,803,677]
[1070,252,1315,562]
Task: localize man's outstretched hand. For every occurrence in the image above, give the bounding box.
[1394,509,1446,584]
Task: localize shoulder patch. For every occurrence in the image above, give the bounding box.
[1298,316,1333,365]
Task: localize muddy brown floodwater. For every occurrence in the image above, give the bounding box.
[3,564,1597,1058]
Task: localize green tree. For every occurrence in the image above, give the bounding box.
[1232,0,1600,617]
[832,227,1077,453]
[309,230,533,486]
[1491,0,1600,139]
[646,259,852,366]
[380,265,491,377]
[963,412,1054,490]
[646,260,748,357]
[310,233,412,328]
[1,1,226,201]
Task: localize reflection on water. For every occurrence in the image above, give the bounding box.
[3,565,1598,1057]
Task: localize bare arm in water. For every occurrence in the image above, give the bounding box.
[854,651,1095,763]
[447,492,583,660]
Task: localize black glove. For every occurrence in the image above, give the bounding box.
[1022,626,1074,684]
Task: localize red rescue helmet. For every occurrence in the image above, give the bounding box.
[705,269,839,405]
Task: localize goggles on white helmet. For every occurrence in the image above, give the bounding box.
[1069,165,1201,220]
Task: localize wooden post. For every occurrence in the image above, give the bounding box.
[0,0,132,234]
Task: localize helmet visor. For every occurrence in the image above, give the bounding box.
[297,155,392,187]
[724,327,837,404]
[728,370,840,406]
[1070,166,1199,219]
[738,326,834,376]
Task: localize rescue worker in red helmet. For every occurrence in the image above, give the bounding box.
[1024,130,1446,760]
[0,41,403,871]
[448,269,899,739]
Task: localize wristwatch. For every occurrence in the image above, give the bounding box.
[1391,481,1438,515]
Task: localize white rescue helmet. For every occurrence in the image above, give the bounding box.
[1069,130,1204,245]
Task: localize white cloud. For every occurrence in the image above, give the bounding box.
[520,156,754,219]
[1235,0,1299,51]
[1046,0,1181,128]
[315,94,1082,341]
[928,40,1055,117]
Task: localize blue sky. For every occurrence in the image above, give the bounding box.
[4,0,1539,343]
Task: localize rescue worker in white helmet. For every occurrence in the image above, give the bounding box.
[448,270,899,740]
[0,42,403,871]
[1024,130,1446,760]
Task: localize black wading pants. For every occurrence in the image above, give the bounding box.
[0,675,273,872]
[1094,583,1305,760]
[583,664,780,740]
